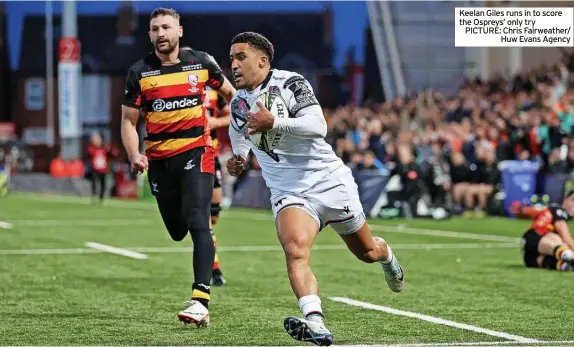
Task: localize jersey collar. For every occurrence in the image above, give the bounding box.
[249,69,274,93]
[148,49,193,68]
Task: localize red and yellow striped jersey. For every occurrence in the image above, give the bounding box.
[123,49,224,160]
[529,205,569,236]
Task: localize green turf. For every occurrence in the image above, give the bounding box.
[0,193,573,345]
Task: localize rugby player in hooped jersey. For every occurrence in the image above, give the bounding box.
[121,8,236,327]
[181,44,230,287]
[226,32,404,346]
[521,189,574,271]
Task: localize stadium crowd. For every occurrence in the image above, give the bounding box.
[319,48,574,217]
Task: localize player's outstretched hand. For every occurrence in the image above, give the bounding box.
[129,153,149,174]
[227,154,246,177]
[247,102,274,135]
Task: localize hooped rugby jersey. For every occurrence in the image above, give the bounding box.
[123,49,224,160]
[529,205,570,236]
[228,69,343,194]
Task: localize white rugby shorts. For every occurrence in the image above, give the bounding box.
[270,165,366,234]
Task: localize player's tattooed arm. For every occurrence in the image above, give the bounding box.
[271,75,327,139]
[229,97,251,160]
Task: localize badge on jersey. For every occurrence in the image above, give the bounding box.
[230,96,250,132]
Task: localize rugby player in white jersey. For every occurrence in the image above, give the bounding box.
[226,32,404,346]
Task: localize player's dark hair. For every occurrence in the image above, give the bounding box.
[150,8,180,21]
[231,32,274,62]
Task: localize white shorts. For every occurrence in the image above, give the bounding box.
[270,165,366,234]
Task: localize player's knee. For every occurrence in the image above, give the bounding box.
[186,208,210,234]
[165,223,188,242]
[282,239,311,263]
[162,217,189,242]
[211,203,221,220]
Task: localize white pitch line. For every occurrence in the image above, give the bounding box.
[330,297,538,343]
[224,212,521,243]
[0,221,13,229]
[0,243,519,256]
[84,242,148,260]
[371,225,520,243]
[12,193,522,243]
[11,219,153,227]
[6,217,520,243]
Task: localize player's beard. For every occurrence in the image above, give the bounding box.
[154,38,178,55]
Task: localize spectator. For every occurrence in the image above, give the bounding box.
[87,132,118,203]
[464,144,500,217]
[319,48,574,217]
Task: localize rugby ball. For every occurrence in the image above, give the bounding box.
[248,92,288,151]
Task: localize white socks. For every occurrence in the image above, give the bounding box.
[298,295,324,322]
[559,248,574,262]
[380,244,394,265]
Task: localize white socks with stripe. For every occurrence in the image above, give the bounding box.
[298,295,324,323]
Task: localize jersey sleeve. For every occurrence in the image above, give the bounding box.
[550,206,569,222]
[272,73,326,139]
[122,68,142,109]
[282,74,320,117]
[200,52,225,90]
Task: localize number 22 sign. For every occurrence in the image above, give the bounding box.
[59,37,81,63]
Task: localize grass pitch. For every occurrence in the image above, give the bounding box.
[0,193,573,346]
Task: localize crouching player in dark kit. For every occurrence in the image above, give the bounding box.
[521,189,574,272]
[121,8,236,326]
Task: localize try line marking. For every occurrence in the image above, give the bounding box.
[0,242,519,256]
[330,297,538,343]
[84,242,148,260]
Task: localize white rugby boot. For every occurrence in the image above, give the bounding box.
[177,300,210,327]
[284,316,333,346]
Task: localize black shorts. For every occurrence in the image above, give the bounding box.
[521,229,542,268]
[147,147,214,241]
[214,157,222,189]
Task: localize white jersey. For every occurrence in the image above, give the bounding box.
[229,69,343,194]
